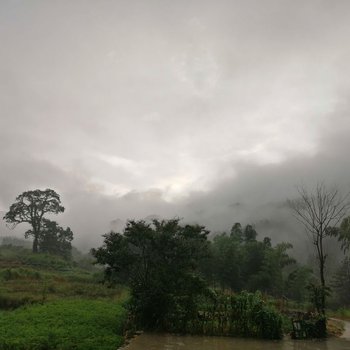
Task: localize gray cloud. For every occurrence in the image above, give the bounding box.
[1,0,350,253]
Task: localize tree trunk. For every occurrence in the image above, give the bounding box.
[33,235,39,253]
[319,258,326,315]
[318,234,326,316]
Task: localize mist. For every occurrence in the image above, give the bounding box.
[1,0,350,257]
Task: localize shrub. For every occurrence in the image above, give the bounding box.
[172,291,283,339]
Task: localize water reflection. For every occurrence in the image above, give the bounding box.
[290,340,328,350]
[122,333,350,350]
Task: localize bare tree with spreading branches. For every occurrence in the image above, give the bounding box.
[288,183,350,315]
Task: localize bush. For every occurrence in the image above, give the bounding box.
[164,290,283,339]
[230,291,283,339]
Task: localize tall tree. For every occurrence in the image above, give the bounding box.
[3,189,65,253]
[208,232,243,290]
[230,222,243,242]
[288,183,350,315]
[243,224,257,242]
[92,219,209,330]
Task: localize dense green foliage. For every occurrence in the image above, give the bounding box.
[92,219,210,330]
[329,216,350,308]
[332,257,350,307]
[0,299,126,350]
[38,219,73,259]
[3,189,67,254]
[201,223,297,297]
[332,216,350,252]
[93,219,286,339]
[167,290,283,339]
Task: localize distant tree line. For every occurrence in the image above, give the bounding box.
[91,184,350,338]
[200,223,303,298]
[91,219,299,338]
[3,185,350,338]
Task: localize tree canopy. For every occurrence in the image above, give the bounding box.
[200,224,295,296]
[37,219,73,259]
[92,218,209,329]
[3,189,65,253]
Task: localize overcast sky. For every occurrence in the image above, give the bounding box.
[1,0,350,250]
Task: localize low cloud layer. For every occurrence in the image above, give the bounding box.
[1,0,350,253]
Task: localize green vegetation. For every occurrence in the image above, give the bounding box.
[37,219,73,260]
[3,189,70,256]
[200,223,297,297]
[0,244,128,349]
[167,291,283,339]
[92,219,287,339]
[0,245,125,308]
[2,186,350,343]
[92,214,350,340]
[0,299,126,350]
[92,219,210,331]
[329,307,350,321]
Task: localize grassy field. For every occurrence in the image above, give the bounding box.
[0,245,128,349]
[0,245,127,307]
[0,299,127,350]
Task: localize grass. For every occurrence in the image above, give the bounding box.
[0,299,127,350]
[328,308,350,321]
[0,267,125,303]
[0,245,129,349]
[0,245,127,308]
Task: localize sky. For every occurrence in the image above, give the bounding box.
[1,0,350,251]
